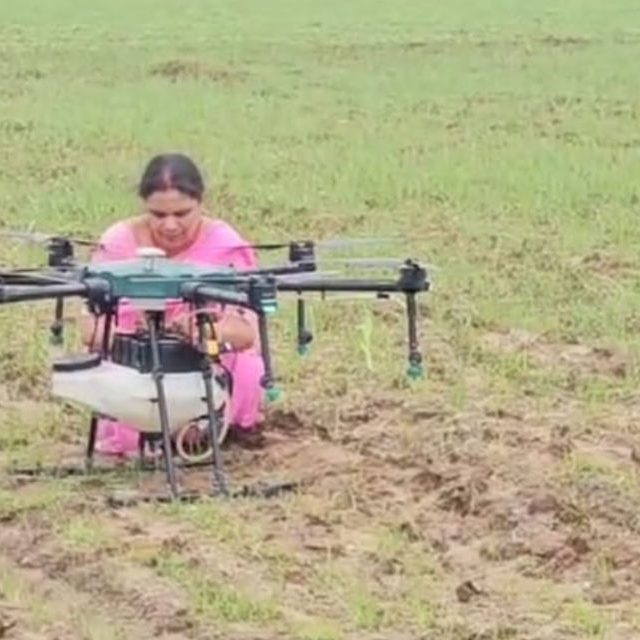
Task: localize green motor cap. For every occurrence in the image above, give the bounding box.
[266,386,282,403]
[407,362,424,379]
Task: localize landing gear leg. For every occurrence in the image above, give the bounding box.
[195,312,229,497]
[85,413,98,471]
[146,310,180,499]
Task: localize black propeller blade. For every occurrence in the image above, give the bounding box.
[0,228,98,248]
[216,236,405,252]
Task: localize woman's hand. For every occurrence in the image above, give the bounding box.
[168,310,256,352]
[216,312,256,351]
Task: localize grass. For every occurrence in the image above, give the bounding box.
[56,514,119,552]
[152,553,283,625]
[1,0,640,638]
[565,598,611,639]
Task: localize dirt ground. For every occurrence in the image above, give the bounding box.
[1,329,640,639]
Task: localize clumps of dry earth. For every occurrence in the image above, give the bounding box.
[1,328,640,639]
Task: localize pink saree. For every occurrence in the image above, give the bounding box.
[89,218,265,456]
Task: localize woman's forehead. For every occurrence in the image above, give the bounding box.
[144,189,198,213]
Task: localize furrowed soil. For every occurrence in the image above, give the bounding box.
[2,334,640,639]
[2,0,640,638]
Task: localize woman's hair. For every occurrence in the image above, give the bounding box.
[138,153,205,201]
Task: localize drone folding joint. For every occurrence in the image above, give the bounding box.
[246,275,278,315]
[83,277,114,315]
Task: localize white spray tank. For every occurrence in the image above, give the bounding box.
[51,355,228,434]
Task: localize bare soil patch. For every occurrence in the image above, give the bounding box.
[481,328,628,379]
[1,382,640,637]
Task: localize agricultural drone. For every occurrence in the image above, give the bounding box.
[0,229,431,503]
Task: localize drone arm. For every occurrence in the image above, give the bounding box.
[277,269,429,379]
[276,279,396,293]
[180,281,279,399]
[0,282,90,304]
[180,282,251,310]
[179,283,258,352]
[0,271,74,286]
[275,272,428,295]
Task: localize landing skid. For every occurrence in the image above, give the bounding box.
[8,461,298,506]
[7,455,212,479]
[8,452,299,506]
[106,481,300,508]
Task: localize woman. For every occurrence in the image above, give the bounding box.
[82,152,266,455]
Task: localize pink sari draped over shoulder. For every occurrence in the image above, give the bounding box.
[90,218,265,456]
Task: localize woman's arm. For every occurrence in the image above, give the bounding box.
[169,307,257,352]
[213,312,256,351]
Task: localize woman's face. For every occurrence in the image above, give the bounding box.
[143,189,203,255]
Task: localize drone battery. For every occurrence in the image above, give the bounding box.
[110,333,203,374]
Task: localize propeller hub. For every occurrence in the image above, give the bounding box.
[47,237,74,268]
[288,241,316,269]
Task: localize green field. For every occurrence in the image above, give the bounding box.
[2,1,640,638]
